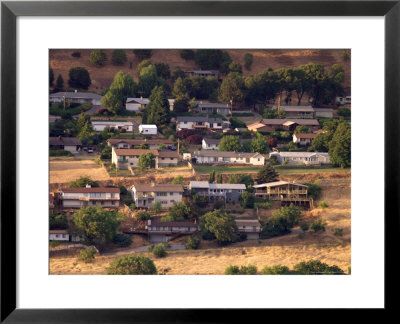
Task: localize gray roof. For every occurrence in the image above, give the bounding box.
[202,138,221,145]
[187,70,218,74]
[126,98,174,105]
[197,102,230,108]
[261,119,320,126]
[193,151,263,158]
[50,92,102,100]
[49,137,81,146]
[273,105,314,112]
[189,181,246,190]
[177,116,223,123]
[270,152,329,158]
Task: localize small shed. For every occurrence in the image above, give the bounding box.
[139,124,158,135]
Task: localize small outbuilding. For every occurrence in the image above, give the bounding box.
[139,124,158,135]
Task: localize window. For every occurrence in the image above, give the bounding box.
[170,158,173,160]
[111,201,115,205]
[170,192,174,195]
[161,201,168,204]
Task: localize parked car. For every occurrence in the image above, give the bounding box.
[82,147,88,151]
[87,147,94,153]
[168,145,177,151]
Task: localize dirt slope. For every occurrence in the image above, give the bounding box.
[50,49,351,94]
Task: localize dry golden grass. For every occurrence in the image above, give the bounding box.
[50,158,110,185]
[50,181,351,275]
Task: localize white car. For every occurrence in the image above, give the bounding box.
[87,147,94,153]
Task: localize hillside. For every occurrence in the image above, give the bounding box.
[49,49,351,95]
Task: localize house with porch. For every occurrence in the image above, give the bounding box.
[269,151,330,165]
[107,138,174,150]
[146,219,198,243]
[248,119,320,132]
[189,181,246,203]
[195,102,232,116]
[235,219,262,240]
[49,91,102,105]
[131,184,184,209]
[192,151,266,166]
[111,148,179,169]
[59,185,120,209]
[176,116,230,132]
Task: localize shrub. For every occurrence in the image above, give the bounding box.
[49,149,73,157]
[122,196,134,206]
[305,182,322,200]
[239,191,255,208]
[333,228,343,236]
[293,260,344,275]
[300,222,310,232]
[319,201,329,208]
[185,134,202,145]
[310,219,327,232]
[129,203,136,211]
[244,53,253,70]
[90,50,107,66]
[136,212,150,221]
[111,49,127,65]
[254,200,273,209]
[172,176,184,185]
[229,117,246,129]
[112,234,132,247]
[261,265,291,275]
[106,255,157,275]
[214,200,225,210]
[71,51,81,58]
[180,49,195,60]
[49,212,68,230]
[133,49,152,60]
[78,247,97,263]
[69,176,99,188]
[153,243,167,258]
[338,108,351,117]
[185,235,201,250]
[68,67,91,89]
[298,232,305,239]
[224,265,240,275]
[152,202,162,213]
[50,241,61,248]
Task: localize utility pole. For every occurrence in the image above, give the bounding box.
[230,98,233,118]
[63,91,67,112]
[277,95,281,117]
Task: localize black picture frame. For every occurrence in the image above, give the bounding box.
[1,0,398,322]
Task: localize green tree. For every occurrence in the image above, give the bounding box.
[305,182,322,200]
[162,202,191,222]
[153,243,167,257]
[261,265,291,275]
[244,53,253,70]
[173,96,189,113]
[228,61,242,74]
[143,86,170,126]
[228,174,239,184]
[89,50,107,67]
[218,72,245,106]
[239,191,255,208]
[112,233,132,247]
[106,255,157,275]
[155,62,171,79]
[172,77,189,98]
[186,235,200,250]
[56,74,64,89]
[172,67,186,81]
[217,173,223,184]
[338,108,351,117]
[294,125,310,134]
[133,49,152,61]
[49,213,68,229]
[137,64,165,97]
[135,211,151,221]
[78,247,97,263]
[219,135,240,152]
[209,170,216,183]
[310,218,327,232]
[111,49,127,66]
[49,68,54,86]
[329,121,351,167]
[293,260,344,275]
[172,176,184,185]
[250,137,269,154]
[200,210,238,245]
[195,49,224,70]
[100,71,136,115]
[138,152,156,170]
[273,204,302,227]
[69,176,99,188]
[180,49,195,60]
[68,67,91,90]
[71,207,122,243]
[256,163,279,184]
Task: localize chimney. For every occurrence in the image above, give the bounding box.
[140,96,143,100]
[75,89,77,93]
[86,184,91,188]
[148,219,151,226]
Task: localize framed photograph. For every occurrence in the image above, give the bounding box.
[1,0,398,322]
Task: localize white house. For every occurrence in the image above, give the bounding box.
[126,98,175,112]
[193,151,266,166]
[91,120,134,132]
[111,148,179,169]
[292,133,318,146]
[176,116,230,132]
[269,151,330,165]
[49,230,83,242]
[59,185,120,209]
[202,138,220,150]
[235,219,261,240]
[107,138,173,150]
[49,136,82,153]
[131,183,184,209]
[139,124,158,135]
[336,95,351,105]
[189,181,246,203]
[49,91,102,105]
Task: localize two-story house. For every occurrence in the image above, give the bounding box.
[201,138,220,150]
[59,185,120,208]
[49,136,82,153]
[146,219,198,243]
[292,133,318,146]
[131,184,184,209]
[195,102,232,116]
[235,219,262,240]
[176,116,230,132]
[111,148,179,169]
[189,181,246,203]
[107,138,174,150]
